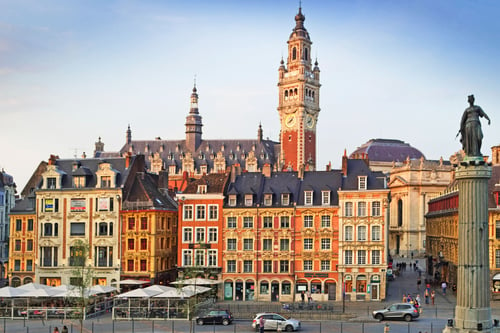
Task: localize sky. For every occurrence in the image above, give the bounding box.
[1,0,499,192]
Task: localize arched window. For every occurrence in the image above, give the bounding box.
[294,88,298,96]
[397,199,403,227]
[284,91,288,100]
[304,47,308,61]
[292,47,297,60]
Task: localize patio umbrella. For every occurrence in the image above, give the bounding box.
[90,285,117,295]
[115,288,162,298]
[16,283,54,291]
[18,288,60,298]
[143,285,176,293]
[152,288,194,299]
[111,279,148,286]
[181,285,211,295]
[0,286,25,298]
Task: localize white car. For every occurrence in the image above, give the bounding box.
[252,312,301,332]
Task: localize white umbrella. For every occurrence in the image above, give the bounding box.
[16,283,54,291]
[0,286,25,298]
[54,288,92,298]
[181,285,211,295]
[115,288,162,298]
[111,279,148,286]
[152,288,194,299]
[171,277,221,285]
[18,288,60,298]
[143,285,176,293]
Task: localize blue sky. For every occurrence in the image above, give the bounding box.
[1,0,499,191]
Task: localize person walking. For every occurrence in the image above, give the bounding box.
[424,288,429,304]
[259,315,265,333]
[307,290,312,304]
[431,290,436,305]
[402,294,407,303]
[53,327,59,333]
[301,291,305,303]
[61,326,68,333]
[441,281,447,295]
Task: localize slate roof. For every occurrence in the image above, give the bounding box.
[39,156,139,190]
[297,171,343,206]
[183,173,230,194]
[119,139,279,173]
[11,196,35,214]
[350,139,425,163]
[123,172,177,211]
[341,159,387,191]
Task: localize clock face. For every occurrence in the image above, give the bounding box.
[306,115,315,128]
[285,114,296,128]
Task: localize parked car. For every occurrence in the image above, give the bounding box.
[195,309,233,325]
[372,303,419,322]
[252,312,301,332]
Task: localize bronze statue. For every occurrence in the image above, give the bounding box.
[458,95,490,157]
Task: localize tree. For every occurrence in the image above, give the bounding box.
[69,239,94,332]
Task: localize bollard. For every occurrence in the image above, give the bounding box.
[112,320,115,333]
[152,320,155,333]
[92,321,94,333]
[384,323,390,333]
[431,322,433,333]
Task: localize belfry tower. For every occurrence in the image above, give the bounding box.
[278,6,321,171]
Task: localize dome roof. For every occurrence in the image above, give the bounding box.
[350,139,425,163]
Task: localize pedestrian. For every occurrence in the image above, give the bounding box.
[424,288,429,304]
[417,277,421,290]
[441,281,447,295]
[301,291,305,303]
[53,327,59,333]
[416,294,421,305]
[402,294,407,303]
[62,326,68,333]
[259,315,265,333]
[431,290,436,305]
[307,290,312,304]
[407,294,412,303]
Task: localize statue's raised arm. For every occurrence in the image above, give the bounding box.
[459,94,491,157]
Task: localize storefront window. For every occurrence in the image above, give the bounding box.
[281,281,291,294]
[260,281,269,294]
[311,283,322,293]
[356,275,367,293]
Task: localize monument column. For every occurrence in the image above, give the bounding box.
[451,161,492,332]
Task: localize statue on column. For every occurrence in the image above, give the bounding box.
[458,94,491,157]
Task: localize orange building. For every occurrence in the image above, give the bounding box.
[8,196,37,286]
[121,171,178,285]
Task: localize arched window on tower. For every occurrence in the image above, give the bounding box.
[397,199,403,227]
[292,47,297,60]
[284,90,288,100]
[294,88,298,97]
[304,47,308,61]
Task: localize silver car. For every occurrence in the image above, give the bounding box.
[372,303,419,322]
[252,312,301,331]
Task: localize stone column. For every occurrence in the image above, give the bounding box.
[445,161,494,333]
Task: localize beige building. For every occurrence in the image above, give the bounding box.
[388,157,454,257]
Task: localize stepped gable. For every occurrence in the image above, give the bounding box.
[350,138,425,163]
[341,159,387,191]
[297,171,342,206]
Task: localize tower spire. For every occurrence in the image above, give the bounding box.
[185,82,203,152]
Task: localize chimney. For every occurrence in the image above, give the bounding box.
[326,161,331,172]
[158,169,169,193]
[298,164,305,180]
[492,145,500,165]
[342,149,348,176]
[125,152,132,169]
[48,155,58,165]
[81,152,86,159]
[262,163,271,178]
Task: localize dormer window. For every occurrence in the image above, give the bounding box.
[101,176,111,188]
[47,177,57,189]
[281,193,290,206]
[304,191,313,206]
[245,194,253,207]
[358,176,367,190]
[322,191,330,205]
[228,195,237,207]
[200,165,207,174]
[73,176,85,188]
[264,194,272,206]
[169,165,176,175]
[197,185,207,194]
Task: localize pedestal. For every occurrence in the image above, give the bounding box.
[443,160,498,333]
